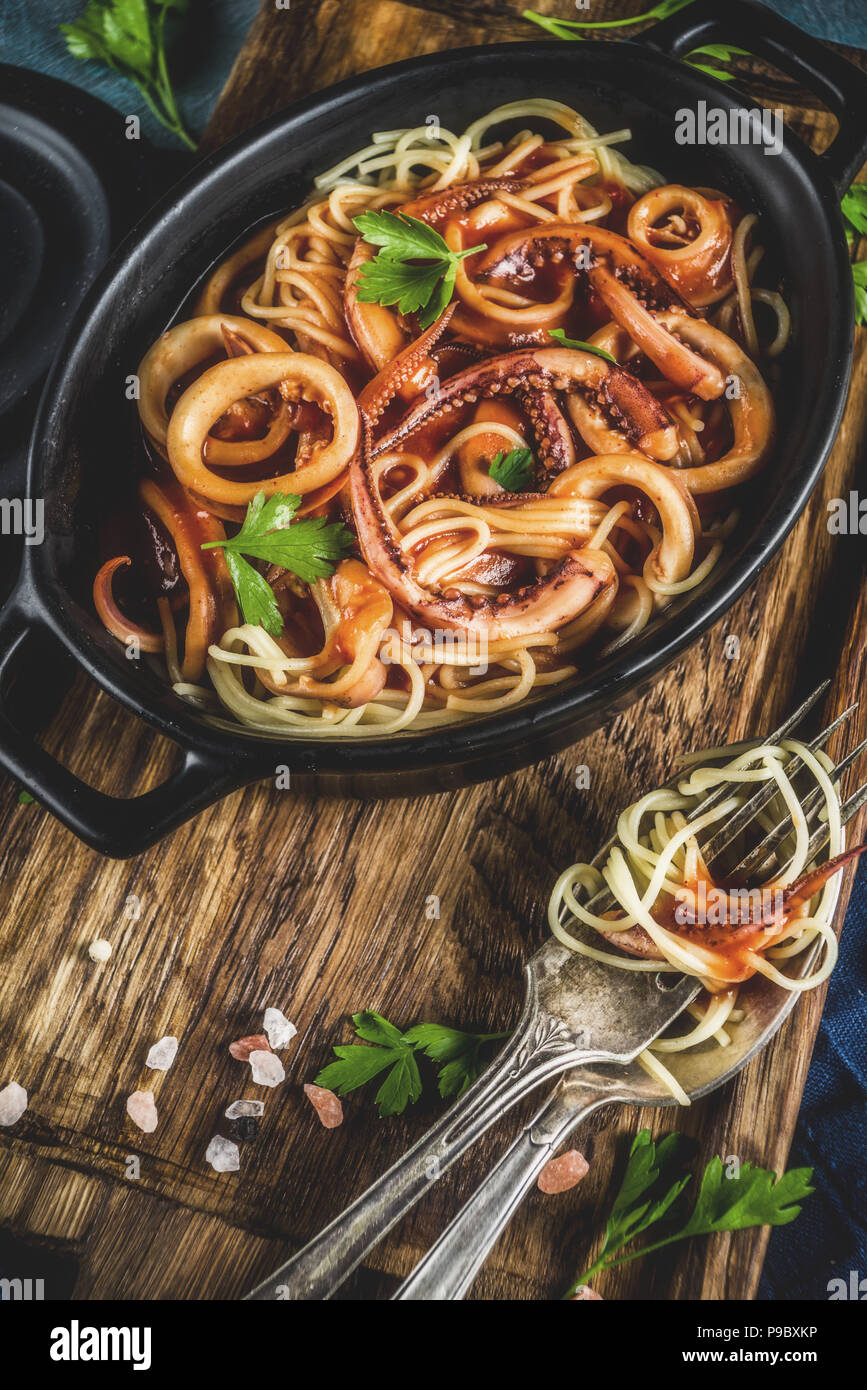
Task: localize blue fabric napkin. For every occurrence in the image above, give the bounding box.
[2,0,864,1302]
[760,857,867,1300]
[0,0,260,148]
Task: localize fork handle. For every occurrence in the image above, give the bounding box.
[245,1008,599,1300]
[393,1078,616,1301]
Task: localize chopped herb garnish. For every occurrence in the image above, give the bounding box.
[17,790,36,806]
[202,491,354,637]
[684,42,752,83]
[352,210,486,329]
[842,185,867,326]
[60,0,196,149]
[523,7,751,82]
[403,1022,509,1099]
[315,1010,508,1116]
[489,447,535,492]
[842,182,867,238]
[523,1,693,41]
[852,261,867,328]
[548,327,619,365]
[566,1128,813,1296]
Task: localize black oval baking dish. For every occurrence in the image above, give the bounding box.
[1,0,865,857]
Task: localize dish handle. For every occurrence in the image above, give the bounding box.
[0,590,249,858]
[641,0,867,196]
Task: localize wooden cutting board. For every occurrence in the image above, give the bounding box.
[1,0,865,1302]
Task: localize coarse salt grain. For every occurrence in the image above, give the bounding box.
[205,1135,240,1173]
[225,1099,264,1120]
[537,1149,589,1195]
[145,1036,179,1071]
[249,1050,285,1087]
[572,1286,603,1300]
[264,1007,297,1050]
[0,1082,27,1127]
[126,1090,158,1133]
[303,1083,343,1129]
[88,939,112,963]
[229,1034,271,1061]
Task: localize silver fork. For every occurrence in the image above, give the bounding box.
[244,682,844,1301]
[395,718,867,1299]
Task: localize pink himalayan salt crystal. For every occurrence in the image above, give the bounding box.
[126,1090,158,1133]
[229,1034,271,1061]
[303,1083,343,1129]
[249,1050,285,1087]
[572,1286,603,1301]
[0,1082,28,1127]
[537,1148,589,1195]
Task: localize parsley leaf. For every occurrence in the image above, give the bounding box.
[60,0,195,150]
[524,7,752,82]
[315,1011,508,1116]
[403,1022,510,1099]
[675,1156,813,1238]
[566,1128,813,1296]
[684,42,752,83]
[223,552,283,637]
[548,327,618,365]
[842,185,867,326]
[852,261,867,328]
[842,183,867,237]
[202,490,355,636]
[488,447,535,492]
[315,1012,423,1118]
[523,1,693,41]
[353,210,486,329]
[17,789,36,806]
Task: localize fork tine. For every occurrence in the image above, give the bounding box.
[683,680,831,827]
[697,702,859,866]
[733,735,867,880]
[795,778,867,871]
[582,681,835,912]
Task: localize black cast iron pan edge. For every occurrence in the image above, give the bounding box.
[1,0,865,857]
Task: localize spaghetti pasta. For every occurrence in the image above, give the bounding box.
[95,100,788,736]
[549,738,848,1101]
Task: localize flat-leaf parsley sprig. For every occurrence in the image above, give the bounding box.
[842,183,867,326]
[489,447,535,492]
[548,327,619,365]
[60,0,196,149]
[201,490,354,637]
[523,5,752,84]
[352,210,487,329]
[315,1010,509,1117]
[566,1128,813,1297]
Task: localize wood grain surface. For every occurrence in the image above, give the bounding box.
[0,0,865,1302]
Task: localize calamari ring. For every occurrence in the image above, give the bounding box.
[166,353,360,505]
[653,312,775,493]
[627,186,734,308]
[137,315,288,460]
[93,556,164,653]
[139,476,236,683]
[444,224,575,345]
[549,453,698,583]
